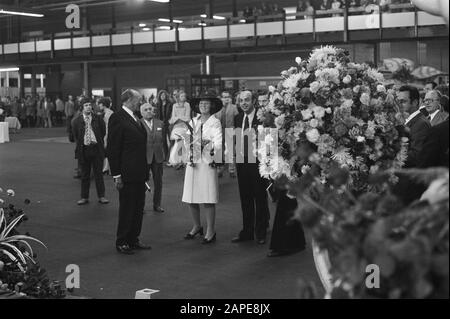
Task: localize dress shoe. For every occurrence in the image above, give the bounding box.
[202,233,216,244]
[153,206,165,213]
[131,242,152,250]
[98,197,109,204]
[231,236,253,243]
[184,227,204,240]
[77,199,89,205]
[257,239,266,245]
[116,244,134,255]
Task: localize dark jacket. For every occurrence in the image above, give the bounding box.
[140,118,165,164]
[234,110,263,163]
[107,108,149,183]
[72,113,106,162]
[418,120,449,168]
[405,113,431,168]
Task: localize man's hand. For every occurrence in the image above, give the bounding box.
[114,176,124,191]
[421,176,449,205]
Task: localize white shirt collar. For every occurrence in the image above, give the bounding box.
[122,106,136,121]
[405,110,421,125]
[429,110,440,122]
[144,118,153,127]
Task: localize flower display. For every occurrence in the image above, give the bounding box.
[257,46,407,193]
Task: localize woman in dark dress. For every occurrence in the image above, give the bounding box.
[268,186,306,257]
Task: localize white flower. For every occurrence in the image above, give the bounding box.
[341,100,353,109]
[357,136,366,143]
[274,114,286,128]
[309,119,319,128]
[343,75,352,84]
[360,93,371,106]
[268,85,276,93]
[332,147,354,167]
[6,189,15,197]
[295,57,302,65]
[370,165,380,174]
[315,68,340,85]
[353,85,361,94]
[259,158,273,178]
[306,129,320,143]
[325,107,332,114]
[301,165,311,175]
[312,106,326,119]
[367,68,384,83]
[310,81,321,94]
[377,84,386,93]
[0,199,4,205]
[301,109,313,120]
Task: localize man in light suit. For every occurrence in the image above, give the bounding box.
[107,89,151,255]
[424,90,449,127]
[140,103,165,213]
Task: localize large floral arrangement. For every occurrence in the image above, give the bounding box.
[0,187,65,299]
[257,46,408,193]
[297,167,449,299]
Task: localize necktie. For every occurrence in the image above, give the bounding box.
[84,116,93,145]
[427,115,431,121]
[242,115,250,158]
[149,120,153,131]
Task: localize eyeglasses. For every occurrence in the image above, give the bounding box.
[424,98,439,103]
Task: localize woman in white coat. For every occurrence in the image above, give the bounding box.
[182,92,223,244]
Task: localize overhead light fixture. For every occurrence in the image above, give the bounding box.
[173,19,183,24]
[0,67,19,72]
[239,19,246,23]
[178,27,186,31]
[139,23,147,27]
[213,15,225,20]
[158,18,170,22]
[149,0,170,3]
[158,26,171,30]
[142,27,151,31]
[200,14,207,18]
[0,9,44,17]
[198,22,207,26]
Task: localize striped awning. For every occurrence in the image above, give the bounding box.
[382,58,415,73]
[411,66,446,79]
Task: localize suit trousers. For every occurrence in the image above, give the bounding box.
[116,182,146,246]
[80,145,105,199]
[236,163,270,240]
[148,160,163,207]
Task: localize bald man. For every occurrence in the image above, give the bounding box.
[232,91,271,245]
[107,89,151,254]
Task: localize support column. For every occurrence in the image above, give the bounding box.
[232,0,238,18]
[82,62,90,97]
[205,55,214,75]
[208,0,215,18]
[31,69,37,97]
[19,69,25,98]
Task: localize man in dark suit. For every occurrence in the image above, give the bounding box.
[140,103,165,213]
[72,97,109,206]
[397,85,431,168]
[418,120,449,168]
[393,86,432,205]
[232,90,270,245]
[107,89,151,255]
[424,90,449,127]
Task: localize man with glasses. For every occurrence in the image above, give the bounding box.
[424,90,449,126]
[397,85,431,168]
[72,97,109,206]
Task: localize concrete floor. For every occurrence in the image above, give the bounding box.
[0,128,322,299]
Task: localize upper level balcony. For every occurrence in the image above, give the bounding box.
[0,3,447,65]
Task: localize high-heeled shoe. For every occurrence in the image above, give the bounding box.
[184,227,204,240]
[202,233,217,244]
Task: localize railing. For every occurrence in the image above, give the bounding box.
[0,4,446,59]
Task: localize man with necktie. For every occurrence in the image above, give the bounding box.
[232,90,270,245]
[72,97,109,206]
[140,103,165,213]
[107,89,151,255]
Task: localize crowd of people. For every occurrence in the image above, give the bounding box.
[241,0,415,21]
[0,79,448,257]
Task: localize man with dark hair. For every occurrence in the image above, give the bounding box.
[72,97,108,206]
[97,97,114,174]
[424,81,438,93]
[397,85,431,167]
[107,89,151,255]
